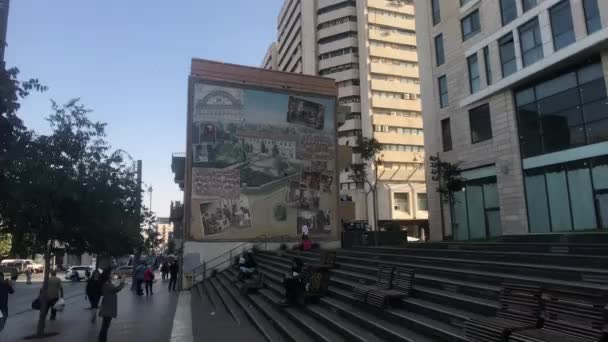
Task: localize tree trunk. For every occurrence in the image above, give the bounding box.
[35,248,52,337]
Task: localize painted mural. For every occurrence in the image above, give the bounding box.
[190,82,337,240]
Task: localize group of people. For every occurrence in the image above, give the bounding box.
[134,260,179,296]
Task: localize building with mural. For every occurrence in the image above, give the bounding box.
[184,59,339,241]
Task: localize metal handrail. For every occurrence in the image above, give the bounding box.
[187,234,292,289]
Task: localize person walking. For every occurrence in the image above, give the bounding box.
[98,271,126,342]
[86,270,103,323]
[134,263,146,296]
[161,261,169,280]
[168,260,178,292]
[144,266,154,296]
[45,270,63,321]
[0,272,15,332]
[25,268,33,285]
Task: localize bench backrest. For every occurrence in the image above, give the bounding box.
[496,283,542,325]
[392,267,414,294]
[377,265,394,290]
[320,251,337,266]
[542,289,607,341]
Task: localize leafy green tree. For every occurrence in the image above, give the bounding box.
[347,137,383,230]
[0,98,144,338]
[0,233,11,257]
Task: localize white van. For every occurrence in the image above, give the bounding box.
[0,259,33,273]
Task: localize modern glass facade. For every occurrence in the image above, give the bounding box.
[515,61,608,158]
[525,156,608,232]
[452,170,501,240]
[517,59,608,233]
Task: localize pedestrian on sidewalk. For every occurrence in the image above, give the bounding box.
[144,265,154,296]
[0,272,15,332]
[134,262,146,296]
[168,260,178,292]
[44,270,63,321]
[98,271,126,342]
[160,261,169,280]
[25,268,33,284]
[86,269,103,323]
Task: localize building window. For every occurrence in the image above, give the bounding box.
[417,193,428,211]
[583,0,602,34]
[431,0,440,25]
[469,103,493,143]
[519,18,543,67]
[460,0,473,6]
[452,175,501,240]
[500,0,518,26]
[435,34,445,66]
[515,61,608,158]
[550,0,575,51]
[524,157,608,233]
[441,118,452,151]
[483,46,492,85]
[499,33,517,77]
[522,0,537,12]
[461,10,481,41]
[468,53,481,94]
[394,193,409,212]
[438,75,448,108]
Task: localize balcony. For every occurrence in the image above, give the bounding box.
[372,97,421,111]
[369,46,417,63]
[370,79,419,94]
[318,21,358,40]
[171,152,185,190]
[370,63,419,79]
[368,15,415,31]
[319,54,358,71]
[367,0,414,15]
[319,37,358,54]
[368,29,416,47]
[339,117,362,131]
[318,6,356,24]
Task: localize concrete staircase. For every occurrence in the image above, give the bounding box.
[191,242,608,341]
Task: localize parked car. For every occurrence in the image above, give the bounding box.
[0,259,33,273]
[64,266,92,281]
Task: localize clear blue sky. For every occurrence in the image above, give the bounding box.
[6,0,284,217]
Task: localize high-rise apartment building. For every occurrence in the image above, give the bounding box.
[415,0,608,241]
[263,0,427,236]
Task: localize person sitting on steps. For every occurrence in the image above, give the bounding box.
[238,252,257,281]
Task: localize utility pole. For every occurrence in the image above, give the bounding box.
[0,0,10,68]
[148,185,153,211]
[132,160,142,290]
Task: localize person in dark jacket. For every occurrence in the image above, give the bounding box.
[0,272,15,332]
[98,271,126,342]
[86,270,102,323]
[144,266,155,296]
[281,258,304,306]
[238,252,257,281]
[168,260,179,292]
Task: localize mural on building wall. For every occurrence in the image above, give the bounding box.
[190,83,337,240]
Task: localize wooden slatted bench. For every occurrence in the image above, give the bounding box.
[464,283,542,342]
[353,264,394,304]
[509,288,608,342]
[366,266,414,309]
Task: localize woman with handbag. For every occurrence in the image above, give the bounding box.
[98,271,126,342]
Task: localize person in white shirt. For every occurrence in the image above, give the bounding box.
[301,224,309,240]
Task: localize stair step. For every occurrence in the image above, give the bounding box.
[209,276,241,324]
[258,287,346,342]
[386,308,467,342]
[224,268,315,342]
[217,272,285,342]
[320,296,436,342]
[259,268,387,342]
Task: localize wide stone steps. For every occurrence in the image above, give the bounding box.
[255,253,468,341]
[282,249,608,293]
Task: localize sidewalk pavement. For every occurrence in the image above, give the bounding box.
[1,277,179,342]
